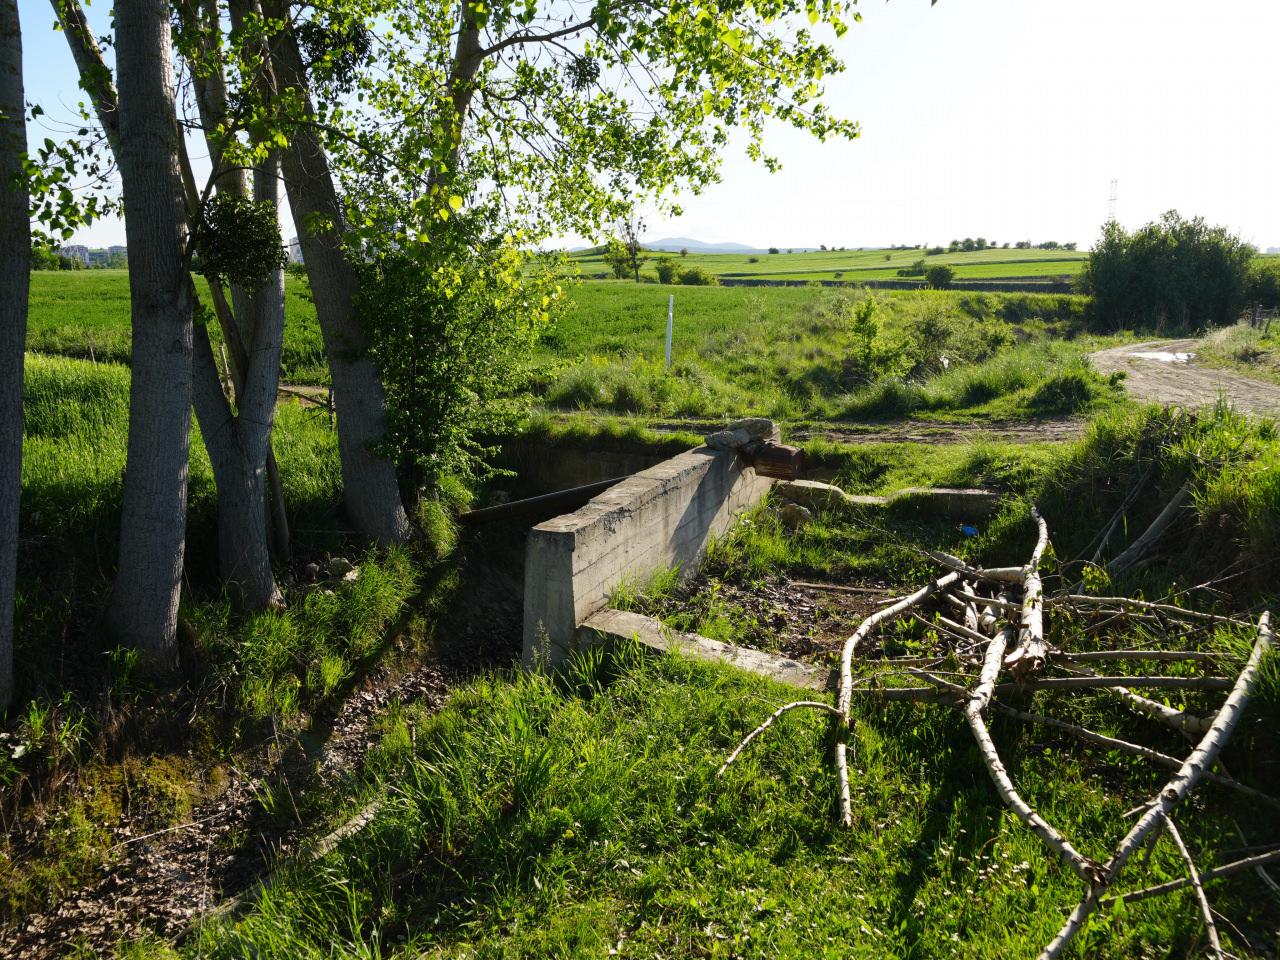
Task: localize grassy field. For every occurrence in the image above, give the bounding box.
[26,272,1122,422]
[144,628,1277,959]
[570,245,1090,282]
[1198,321,1280,386]
[26,270,329,383]
[535,282,1122,420]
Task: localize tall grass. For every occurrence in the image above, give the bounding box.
[538,285,1113,420]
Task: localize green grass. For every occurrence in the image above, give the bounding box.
[534,283,1119,420]
[135,641,1277,959]
[1197,321,1280,387]
[4,354,425,918]
[570,245,1088,283]
[26,270,327,383]
[26,273,1118,421]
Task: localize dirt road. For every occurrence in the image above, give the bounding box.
[1090,339,1280,417]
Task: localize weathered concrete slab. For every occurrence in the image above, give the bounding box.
[891,487,1002,519]
[579,608,836,692]
[775,479,1001,520]
[774,479,887,511]
[523,440,775,669]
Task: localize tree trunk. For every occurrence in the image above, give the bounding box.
[0,0,28,712]
[266,8,410,546]
[192,325,281,609]
[109,0,193,672]
[252,156,290,560]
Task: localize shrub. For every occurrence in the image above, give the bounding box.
[747,256,759,264]
[1025,369,1102,413]
[897,259,926,278]
[1245,258,1280,309]
[677,266,718,286]
[925,264,954,289]
[1080,211,1256,331]
[654,257,677,284]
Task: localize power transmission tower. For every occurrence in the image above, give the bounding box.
[1108,179,1118,222]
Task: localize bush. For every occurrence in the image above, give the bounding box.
[1245,258,1280,309]
[654,257,677,284]
[1080,211,1256,331]
[925,264,954,289]
[677,266,718,286]
[767,247,779,255]
[897,259,926,278]
[747,256,759,264]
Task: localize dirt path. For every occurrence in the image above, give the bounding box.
[1090,339,1280,417]
[640,415,1085,445]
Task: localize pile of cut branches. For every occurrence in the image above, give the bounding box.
[721,506,1277,958]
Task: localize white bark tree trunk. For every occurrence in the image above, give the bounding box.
[189,154,286,609]
[264,7,409,546]
[108,0,193,672]
[0,0,28,711]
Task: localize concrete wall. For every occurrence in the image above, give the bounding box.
[496,442,676,494]
[523,445,773,669]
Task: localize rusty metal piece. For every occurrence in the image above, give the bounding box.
[752,441,805,480]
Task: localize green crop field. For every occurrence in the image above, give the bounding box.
[569,245,1090,282]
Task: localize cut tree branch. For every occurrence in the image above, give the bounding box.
[1039,611,1273,960]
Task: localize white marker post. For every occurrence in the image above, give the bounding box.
[665,294,674,367]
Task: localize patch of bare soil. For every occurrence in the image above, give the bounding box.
[1090,339,1280,417]
[5,523,530,959]
[638,574,903,667]
[787,417,1085,445]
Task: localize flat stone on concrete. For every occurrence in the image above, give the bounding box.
[579,608,836,692]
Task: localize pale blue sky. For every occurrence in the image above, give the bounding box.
[17,0,1280,250]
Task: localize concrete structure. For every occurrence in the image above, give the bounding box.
[58,244,89,265]
[775,479,1001,520]
[523,441,775,669]
[580,608,833,691]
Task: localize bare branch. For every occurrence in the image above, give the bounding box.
[1039,612,1273,960]
[717,700,839,777]
[1162,814,1224,959]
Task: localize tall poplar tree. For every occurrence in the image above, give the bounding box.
[0,0,28,710]
[108,0,195,670]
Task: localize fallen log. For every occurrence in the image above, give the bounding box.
[1051,594,1245,626]
[925,550,1022,584]
[991,703,1280,812]
[964,618,1100,883]
[1106,481,1192,579]
[1162,814,1224,959]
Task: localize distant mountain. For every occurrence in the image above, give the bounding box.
[644,237,764,254]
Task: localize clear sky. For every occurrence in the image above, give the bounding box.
[16,0,1280,251]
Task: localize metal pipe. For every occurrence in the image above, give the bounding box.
[459,476,630,525]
